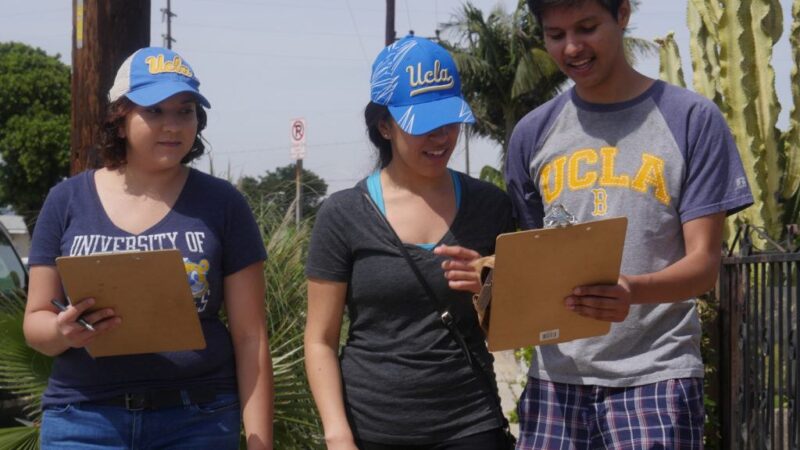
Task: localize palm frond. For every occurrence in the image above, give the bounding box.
[624,36,659,66]
[449,52,493,79]
[251,200,324,448]
[0,290,51,421]
[511,47,561,100]
[479,165,506,190]
[0,425,39,450]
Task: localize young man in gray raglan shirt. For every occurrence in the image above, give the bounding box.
[437,0,753,448]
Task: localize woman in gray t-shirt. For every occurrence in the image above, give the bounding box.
[304,36,514,449]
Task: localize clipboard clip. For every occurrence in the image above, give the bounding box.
[543,203,577,228]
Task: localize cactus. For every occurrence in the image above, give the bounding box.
[687,1,723,106]
[660,0,800,242]
[784,0,800,218]
[656,32,685,88]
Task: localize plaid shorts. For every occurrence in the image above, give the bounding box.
[517,377,704,450]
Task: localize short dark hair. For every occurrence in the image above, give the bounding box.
[364,102,393,169]
[98,97,208,169]
[527,0,624,24]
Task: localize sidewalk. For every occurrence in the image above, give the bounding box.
[491,349,526,436]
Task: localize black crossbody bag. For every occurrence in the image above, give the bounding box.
[363,192,516,448]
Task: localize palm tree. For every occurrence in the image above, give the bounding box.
[0,202,324,450]
[442,0,657,165]
[441,0,566,160]
[253,199,324,448]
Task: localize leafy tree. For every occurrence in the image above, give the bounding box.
[238,164,328,220]
[0,43,71,230]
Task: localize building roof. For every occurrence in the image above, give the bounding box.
[0,215,28,235]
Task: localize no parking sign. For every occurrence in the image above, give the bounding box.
[290,118,306,160]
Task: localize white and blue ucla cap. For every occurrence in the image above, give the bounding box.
[370,35,474,135]
[108,47,210,108]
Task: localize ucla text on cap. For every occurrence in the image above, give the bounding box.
[406,60,454,97]
[144,54,193,78]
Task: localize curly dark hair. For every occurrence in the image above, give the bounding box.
[364,102,393,169]
[98,96,208,169]
[527,0,624,24]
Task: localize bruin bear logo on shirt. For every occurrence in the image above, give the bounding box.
[184,258,210,312]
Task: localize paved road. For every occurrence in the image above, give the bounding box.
[492,349,527,436]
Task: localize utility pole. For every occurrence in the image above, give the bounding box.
[71,0,150,175]
[161,0,176,49]
[295,160,303,224]
[290,118,307,225]
[385,0,396,45]
[464,124,470,176]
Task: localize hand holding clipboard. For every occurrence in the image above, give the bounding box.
[485,208,627,351]
[56,249,206,358]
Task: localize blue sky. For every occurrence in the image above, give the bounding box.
[0,1,795,193]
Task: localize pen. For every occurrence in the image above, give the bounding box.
[50,299,95,332]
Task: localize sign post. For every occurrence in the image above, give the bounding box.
[290,119,306,224]
[71,1,150,174]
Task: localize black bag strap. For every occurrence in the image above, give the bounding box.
[361,191,511,433]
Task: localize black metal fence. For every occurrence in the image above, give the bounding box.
[718,226,800,450]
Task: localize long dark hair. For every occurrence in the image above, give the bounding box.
[364,102,393,168]
[97,96,208,169]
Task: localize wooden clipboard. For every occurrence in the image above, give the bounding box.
[55,249,206,358]
[486,217,627,351]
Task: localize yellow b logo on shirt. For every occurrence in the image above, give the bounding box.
[592,188,608,216]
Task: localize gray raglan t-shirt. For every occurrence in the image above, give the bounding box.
[505,81,753,386]
[306,173,513,444]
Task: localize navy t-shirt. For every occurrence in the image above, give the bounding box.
[29,168,267,406]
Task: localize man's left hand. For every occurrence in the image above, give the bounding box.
[564,275,633,322]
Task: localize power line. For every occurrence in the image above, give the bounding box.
[190,0,384,12]
[319,178,363,182]
[179,48,365,62]
[220,140,366,155]
[0,7,70,19]
[187,0,455,14]
[178,22,382,39]
[404,0,414,32]
[344,0,370,64]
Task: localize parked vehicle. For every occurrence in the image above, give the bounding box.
[0,222,26,292]
[0,221,28,427]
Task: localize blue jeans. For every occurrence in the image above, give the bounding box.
[40,392,241,449]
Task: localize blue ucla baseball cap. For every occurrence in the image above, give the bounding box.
[370,35,474,135]
[108,47,211,108]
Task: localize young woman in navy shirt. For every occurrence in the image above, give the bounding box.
[24,47,273,449]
